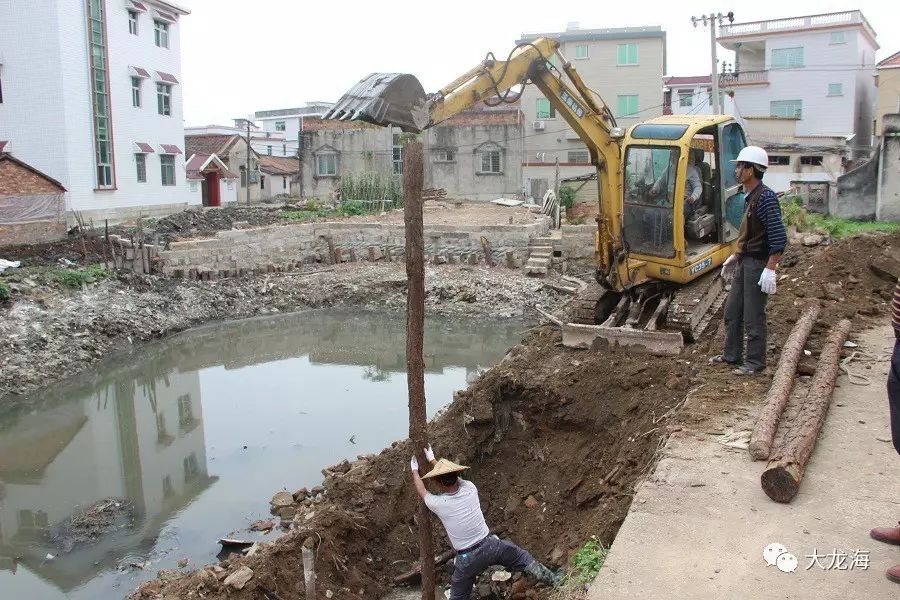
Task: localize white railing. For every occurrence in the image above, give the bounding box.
[720,10,862,37]
[719,70,769,87]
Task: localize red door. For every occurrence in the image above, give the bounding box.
[204,172,221,207]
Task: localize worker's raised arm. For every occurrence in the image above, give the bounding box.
[410,455,428,500]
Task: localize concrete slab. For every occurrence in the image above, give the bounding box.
[589,325,900,600]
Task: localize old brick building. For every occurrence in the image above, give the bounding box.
[0,152,67,247]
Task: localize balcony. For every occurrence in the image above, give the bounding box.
[719,70,769,89]
[718,10,875,44]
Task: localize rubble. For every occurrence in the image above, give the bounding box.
[223,565,254,590]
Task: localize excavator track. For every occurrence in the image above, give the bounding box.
[570,282,607,325]
[666,270,726,342]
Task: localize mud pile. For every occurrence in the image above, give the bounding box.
[144,328,692,600]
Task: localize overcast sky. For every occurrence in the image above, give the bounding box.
[177,0,898,126]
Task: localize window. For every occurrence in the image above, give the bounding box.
[128,10,138,35]
[162,475,174,499]
[260,174,266,189]
[827,83,843,96]
[183,452,199,482]
[770,99,802,118]
[435,149,455,162]
[156,83,171,115]
[131,77,141,107]
[536,97,556,119]
[283,176,287,188]
[160,154,175,185]
[88,0,114,189]
[567,149,590,163]
[267,145,272,155]
[574,44,589,59]
[316,153,337,176]
[240,165,246,187]
[623,146,679,258]
[178,394,194,428]
[830,31,846,44]
[800,155,823,166]
[617,95,639,118]
[135,153,147,182]
[480,149,501,173]
[617,43,638,66]
[154,20,169,48]
[275,121,286,131]
[282,144,286,155]
[392,131,403,175]
[678,91,693,107]
[768,155,790,166]
[771,47,803,68]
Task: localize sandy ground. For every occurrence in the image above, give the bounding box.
[589,324,900,600]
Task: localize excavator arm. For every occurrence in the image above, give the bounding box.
[324,37,624,283]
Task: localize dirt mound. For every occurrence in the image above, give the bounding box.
[142,328,691,600]
[151,205,287,239]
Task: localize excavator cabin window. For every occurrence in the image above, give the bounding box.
[623,146,678,258]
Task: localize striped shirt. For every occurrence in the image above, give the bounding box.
[892,279,900,332]
[750,184,788,255]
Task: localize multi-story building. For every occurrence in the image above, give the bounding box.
[717,10,879,193]
[0,0,194,223]
[663,75,734,116]
[875,50,900,138]
[516,24,666,199]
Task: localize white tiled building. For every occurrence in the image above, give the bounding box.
[717,10,879,193]
[0,0,195,223]
[662,75,734,116]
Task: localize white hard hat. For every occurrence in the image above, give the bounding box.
[731,146,768,169]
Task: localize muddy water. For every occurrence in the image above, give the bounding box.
[0,309,524,599]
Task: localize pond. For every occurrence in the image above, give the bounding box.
[0,309,525,599]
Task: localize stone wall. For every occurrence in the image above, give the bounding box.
[560,224,596,260]
[832,152,878,220]
[157,218,551,279]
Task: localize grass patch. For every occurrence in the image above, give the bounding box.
[549,537,610,600]
[780,197,900,240]
[0,280,10,303]
[280,210,328,221]
[56,264,109,288]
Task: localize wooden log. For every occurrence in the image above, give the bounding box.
[761,319,851,503]
[480,236,495,267]
[393,548,456,585]
[748,303,820,460]
[403,140,435,600]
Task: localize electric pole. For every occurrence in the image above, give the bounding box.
[691,12,734,115]
[245,117,252,204]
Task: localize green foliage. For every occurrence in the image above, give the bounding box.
[779,197,900,239]
[567,216,587,226]
[558,186,577,210]
[340,171,403,208]
[56,264,109,288]
[569,537,609,585]
[0,280,10,303]
[338,201,366,216]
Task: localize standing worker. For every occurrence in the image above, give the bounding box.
[710,146,787,375]
[409,446,562,598]
[868,278,900,584]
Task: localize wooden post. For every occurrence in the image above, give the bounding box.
[403,140,435,600]
[761,319,851,503]
[749,303,820,460]
[301,544,316,600]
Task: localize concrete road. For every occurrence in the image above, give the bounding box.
[590,325,900,600]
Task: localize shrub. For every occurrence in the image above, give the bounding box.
[569,537,609,585]
[558,186,577,210]
[56,265,108,288]
[338,201,366,216]
[0,280,10,303]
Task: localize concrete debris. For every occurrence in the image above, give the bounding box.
[250,519,275,532]
[0,259,21,273]
[271,491,294,508]
[223,565,253,590]
[802,234,825,247]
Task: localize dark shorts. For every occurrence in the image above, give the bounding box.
[450,535,534,600]
[887,339,900,455]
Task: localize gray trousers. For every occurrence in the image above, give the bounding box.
[724,255,769,371]
[450,535,534,600]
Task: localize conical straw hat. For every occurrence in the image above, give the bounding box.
[422,458,469,479]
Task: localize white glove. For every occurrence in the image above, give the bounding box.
[410,455,419,472]
[758,268,777,295]
[721,254,738,282]
[424,445,435,463]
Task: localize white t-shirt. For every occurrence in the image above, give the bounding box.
[423,479,490,551]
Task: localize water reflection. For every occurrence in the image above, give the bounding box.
[0,309,524,598]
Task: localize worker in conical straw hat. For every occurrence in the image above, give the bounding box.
[410,445,562,598]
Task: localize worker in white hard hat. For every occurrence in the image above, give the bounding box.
[709,145,787,375]
[409,446,562,598]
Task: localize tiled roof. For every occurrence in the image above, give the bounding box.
[0,153,67,192]
[186,153,240,180]
[156,71,179,84]
[664,75,711,86]
[134,142,155,153]
[440,109,522,127]
[259,155,300,175]
[160,144,182,154]
[301,117,378,132]
[185,134,241,157]
[878,50,900,68]
[0,141,7,153]
[130,66,151,78]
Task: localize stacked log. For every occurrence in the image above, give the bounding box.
[760,319,852,503]
[422,188,447,202]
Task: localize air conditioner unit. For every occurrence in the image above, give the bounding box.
[533,121,546,130]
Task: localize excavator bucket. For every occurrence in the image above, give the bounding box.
[323,73,429,133]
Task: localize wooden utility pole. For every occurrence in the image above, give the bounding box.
[403,140,434,600]
[245,118,252,204]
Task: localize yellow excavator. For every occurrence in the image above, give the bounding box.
[324,37,750,354]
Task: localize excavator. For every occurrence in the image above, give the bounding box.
[324,37,750,355]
